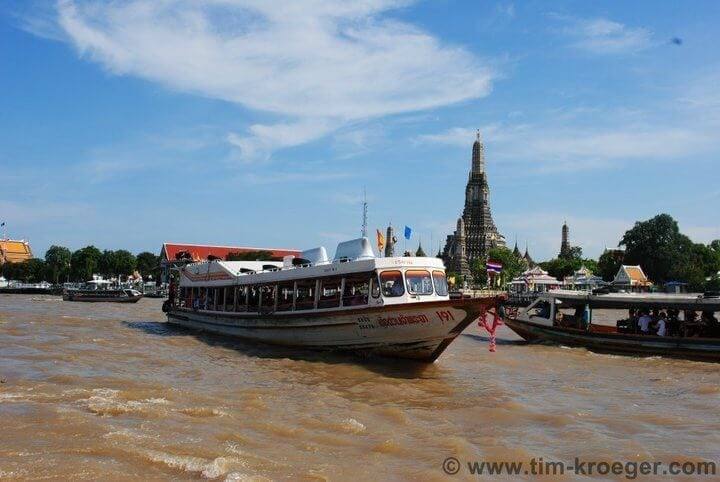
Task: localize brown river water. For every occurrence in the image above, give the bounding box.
[1,294,718,481]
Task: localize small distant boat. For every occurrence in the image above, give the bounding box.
[63,278,143,303]
[165,238,504,362]
[504,290,720,362]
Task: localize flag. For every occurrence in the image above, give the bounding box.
[376,229,385,252]
[486,260,502,274]
[404,226,412,240]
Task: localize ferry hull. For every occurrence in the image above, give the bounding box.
[63,293,143,303]
[505,317,720,362]
[166,298,500,362]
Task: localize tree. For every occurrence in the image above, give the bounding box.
[559,245,583,260]
[620,214,689,283]
[114,250,136,278]
[226,250,277,261]
[98,250,117,277]
[539,257,582,280]
[45,245,72,284]
[597,249,624,281]
[70,246,102,281]
[1,259,47,283]
[470,259,487,286]
[487,246,524,287]
[136,251,160,279]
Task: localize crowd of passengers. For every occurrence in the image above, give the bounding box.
[537,301,720,338]
[618,308,720,337]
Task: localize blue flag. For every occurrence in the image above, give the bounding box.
[404,226,412,240]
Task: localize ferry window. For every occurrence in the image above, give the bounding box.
[380,270,405,297]
[343,274,370,307]
[247,286,260,312]
[295,280,316,311]
[224,287,234,311]
[210,288,218,310]
[277,281,295,312]
[432,271,449,296]
[406,270,433,295]
[260,285,276,312]
[319,277,342,309]
[370,276,380,298]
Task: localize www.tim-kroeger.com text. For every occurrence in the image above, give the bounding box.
[441,457,716,479]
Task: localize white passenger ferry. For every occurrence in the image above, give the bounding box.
[165,238,503,362]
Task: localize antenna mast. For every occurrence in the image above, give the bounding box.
[361,188,368,238]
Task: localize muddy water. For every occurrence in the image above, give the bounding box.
[0,294,718,480]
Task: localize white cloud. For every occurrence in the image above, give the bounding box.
[416,127,476,147]
[418,95,720,172]
[555,16,653,55]
[54,0,495,161]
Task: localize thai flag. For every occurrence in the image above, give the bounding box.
[486,260,502,273]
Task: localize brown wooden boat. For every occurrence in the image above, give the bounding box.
[504,290,720,362]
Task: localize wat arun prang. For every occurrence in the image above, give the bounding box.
[442,131,505,280]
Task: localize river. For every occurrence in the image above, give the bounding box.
[1,294,718,480]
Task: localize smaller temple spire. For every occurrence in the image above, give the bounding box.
[560,221,570,258]
[512,236,521,257]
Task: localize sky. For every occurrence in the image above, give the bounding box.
[1,0,719,261]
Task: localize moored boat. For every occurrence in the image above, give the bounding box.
[165,238,504,362]
[63,279,143,303]
[504,290,720,361]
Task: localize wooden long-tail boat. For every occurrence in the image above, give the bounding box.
[503,290,720,362]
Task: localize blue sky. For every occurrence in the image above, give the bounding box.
[1,0,719,261]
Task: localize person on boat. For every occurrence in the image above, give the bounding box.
[656,312,667,337]
[638,310,652,335]
[538,301,551,319]
[682,311,701,337]
[702,311,720,337]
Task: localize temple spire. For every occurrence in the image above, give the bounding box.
[471,129,484,174]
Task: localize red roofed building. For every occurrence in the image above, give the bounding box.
[160,243,300,281]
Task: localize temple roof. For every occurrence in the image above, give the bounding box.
[0,239,33,264]
[161,243,300,263]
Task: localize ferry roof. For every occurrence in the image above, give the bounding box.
[179,256,446,287]
[540,290,720,311]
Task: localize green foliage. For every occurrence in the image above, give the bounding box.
[70,246,102,281]
[487,246,524,287]
[1,258,48,283]
[44,245,71,283]
[620,214,690,283]
[114,250,137,277]
[539,257,581,280]
[470,259,487,286]
[136,251,160,279]
[620,214,720,289]
[226,250,277,261]
[597,249,624,281]
[559,245,583,260]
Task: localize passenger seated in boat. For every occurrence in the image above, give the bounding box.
[682,311,701,337]
[637,311,652,335]
[656,311,667,337]
[702,311,720,337]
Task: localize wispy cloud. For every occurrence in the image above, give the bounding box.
[418,66,720,173]
[553,15,653,55]
[51,0,495,162]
